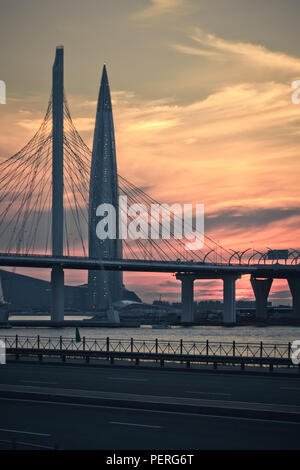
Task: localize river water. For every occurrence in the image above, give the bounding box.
[1,323,299,345]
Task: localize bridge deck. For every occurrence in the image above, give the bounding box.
[0,253,299,276]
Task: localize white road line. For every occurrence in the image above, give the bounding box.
[185,390,232,397]
[108,377,149,382]
[280,387,300,391]
[0,427,51,437]
[109,421,162,429]
[0,397,299,426]
[20,380,58,385]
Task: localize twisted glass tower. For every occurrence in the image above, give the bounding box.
[88,65,122,310]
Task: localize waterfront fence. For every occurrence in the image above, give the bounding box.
[1,335,292,359]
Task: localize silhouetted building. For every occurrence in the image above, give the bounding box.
[0,270,139,313]
[88,65,122,310]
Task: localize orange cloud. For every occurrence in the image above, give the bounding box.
[176,28,300,75]
[1,26,300,304]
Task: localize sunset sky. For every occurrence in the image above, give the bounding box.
[0,0,300,304]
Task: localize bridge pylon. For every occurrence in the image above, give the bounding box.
[287,276,300,318]
[177,274,195,322]
[223,273,240,324]
[51,46,64,323]
[176,272,240,324]
[250,276,273,320]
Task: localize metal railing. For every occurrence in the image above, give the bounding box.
[1,335,292,359]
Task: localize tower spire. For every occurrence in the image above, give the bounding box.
[88,65,123,311]
[97,65,112,111]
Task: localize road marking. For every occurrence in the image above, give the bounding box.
[109,421,162,429]
[0,397,299,426]
[108,377,149,382]
[20,380,58,385]
[185,390,232,397]
[280,387,300,392]
[0,427,50,437]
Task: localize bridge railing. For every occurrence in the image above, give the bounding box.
[1,335,292,359]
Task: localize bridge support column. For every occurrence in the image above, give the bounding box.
[287,277,300,318]
[250,276,272,320]
[179,275,194,322]
[51,46,64,323]
[223,274,239,324]
[51,266,64,322]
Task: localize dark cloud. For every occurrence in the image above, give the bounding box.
[158,279,222,289]
[205,206,300,232]
[194,279,222,288]
[269,289,291,300]
[158,280,179,288]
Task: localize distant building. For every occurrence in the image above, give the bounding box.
[0,269,140,313]
[113,300,180,320]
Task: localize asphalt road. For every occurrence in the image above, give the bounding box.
[0,399,300,450]
[1,362,300,405]
[0,362,299,449]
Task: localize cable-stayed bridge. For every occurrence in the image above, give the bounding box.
[0,47,299,324]
[0,84,228,264]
